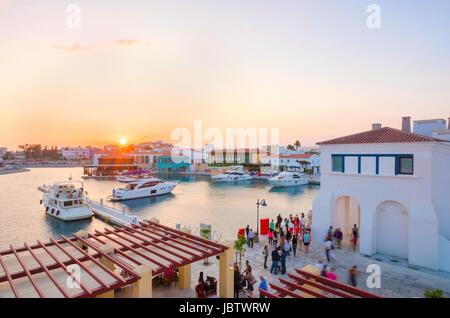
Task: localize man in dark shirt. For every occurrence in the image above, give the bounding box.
[270,247,280,274]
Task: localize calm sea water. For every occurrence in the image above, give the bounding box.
[0,167,319,249]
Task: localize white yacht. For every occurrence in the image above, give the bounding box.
[211,170,253,182]
[116,175,138,183]
[108,178,177,201]
[116,173,153,183]
[38,180,93,221]
[269,171,308,187]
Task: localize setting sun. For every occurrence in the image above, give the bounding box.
[119,137,128,145]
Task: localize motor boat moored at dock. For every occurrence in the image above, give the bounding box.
[108,177,177,201]
[38,180,93,221]
[269,171,308,187]
[211,170,253,182]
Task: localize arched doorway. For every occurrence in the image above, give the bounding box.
[334,196,360,248]
[375,201,409,259]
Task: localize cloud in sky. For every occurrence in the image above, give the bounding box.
[53,43,93,52]
[54,39,141,52]
[112,39,140,46]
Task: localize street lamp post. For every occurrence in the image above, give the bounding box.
[255,199,268,242]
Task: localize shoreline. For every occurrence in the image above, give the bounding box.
[0,168,30,176]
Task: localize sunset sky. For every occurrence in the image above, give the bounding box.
[1,0,449,150]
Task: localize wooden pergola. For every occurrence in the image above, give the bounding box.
[259,267,382,298]
[0,220,231,298]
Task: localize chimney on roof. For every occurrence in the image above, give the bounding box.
[401,116,411,133]
[372,123,382,130]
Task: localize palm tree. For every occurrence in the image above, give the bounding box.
[294,140,301,150]
[287,144,295,151]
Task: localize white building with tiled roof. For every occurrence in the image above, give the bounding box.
[312,117,450,272]
[262,153,320,173]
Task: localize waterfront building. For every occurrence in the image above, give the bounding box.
[0,147,7,157]
[61,147,91,161]
[124,151,161,169]
[312,119,450,272]
[262,153,320,174]
[157,155,191,173]
[83,154,138,176]
[410,117,450,141]
[207,148,262,165]
[260,144,286,155]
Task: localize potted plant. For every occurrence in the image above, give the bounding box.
[424,289,445,298]
[234,237,247,269]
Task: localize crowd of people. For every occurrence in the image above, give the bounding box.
[236,210,362,297]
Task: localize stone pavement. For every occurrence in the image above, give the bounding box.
[186,237,450,298]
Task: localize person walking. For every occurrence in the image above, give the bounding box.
[268,230,274,246]
[335,228,343,249]
[234,263,241,298]
[270,219,275,232]
[307,209,313,226]
[248,229,255,248]
[280,248,287,275]
[244,270,256,296]
[286,229,292,243]
[292,234,298,257]
[351,224,359,251]
[325,237,334,263]
[273,230,278,248]
[327,226,333,240]
[303,230,311,253]
[258,276,268,298]
[348,265,359,287]
[263,245,269,269]
[283,238,291,258]
[270,247,280,275]
[245,225,250,238]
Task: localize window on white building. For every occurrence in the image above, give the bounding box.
[398,156,413,175]
[332,156,344,172]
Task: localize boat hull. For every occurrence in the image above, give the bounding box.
[43,202,93,221]
[211,176,253,182]
[269,179,308,188]
[109,182,177,201]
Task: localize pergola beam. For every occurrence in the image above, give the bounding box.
[87,234,144,267]
[278,278,326,298]
[36,239,92,295]
[24,243,70,298]
[296,269,381,298]
[259,288,280,298]
[116,226,193,262]
[50,238,110,289]
[0,220,227,298]
[269,283,303,298]
[132,223,208,255]
[71,234,141,281]
[92,230,167,273]
[10,245,46,298]
[287,273,353,298]
[143,220,225,251]
[0,254,20,298]
[103,228,184,266]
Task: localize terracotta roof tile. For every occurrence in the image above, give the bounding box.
[317,127,446,145]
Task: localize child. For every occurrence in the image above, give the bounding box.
[268,230,274,246]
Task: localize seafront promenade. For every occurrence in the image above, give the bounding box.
[187,236,450,298]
